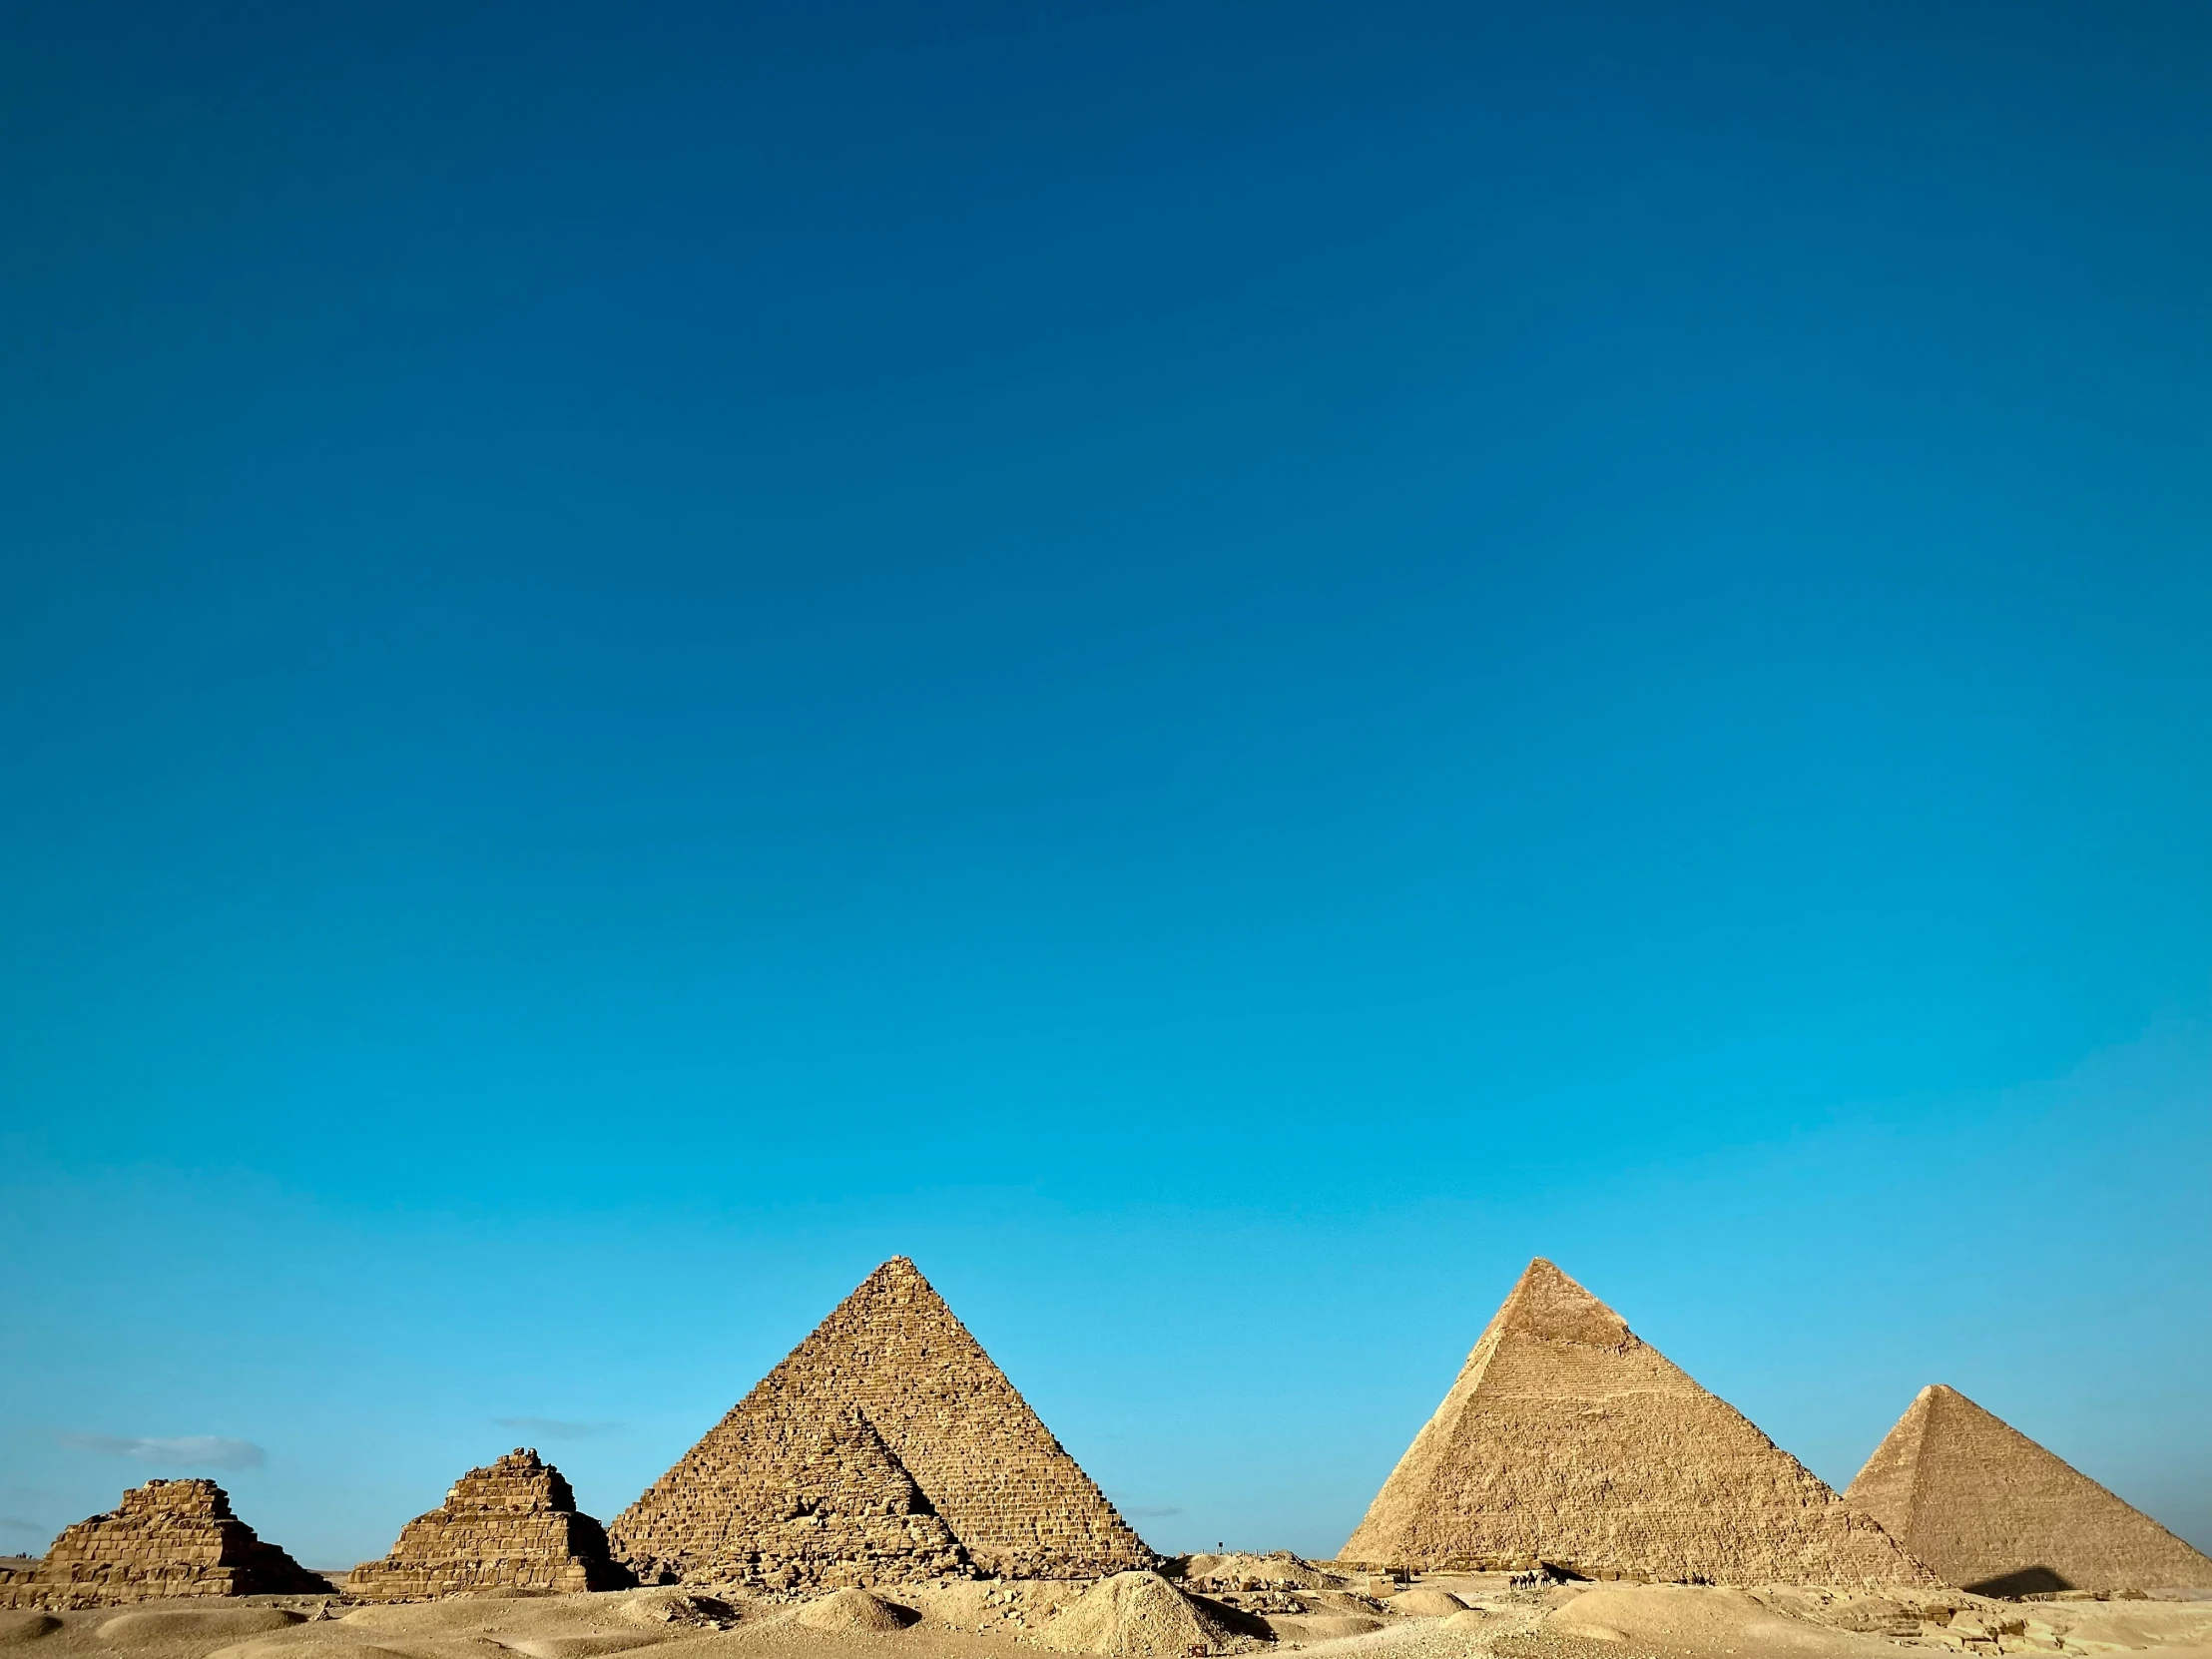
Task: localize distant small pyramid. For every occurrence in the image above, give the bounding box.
[1846,1384,2212,1594]
[348,1447,631,1600]
[1341,1259,1928,1584]
[611,1258,1155,1584]
[4,1479,329,1609]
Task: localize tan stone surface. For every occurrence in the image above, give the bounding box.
[1540,1583,1937,1656]
[1037,1572,1261,1657]
[792,1588,916,1634]
[347,1448,628,1601]
[1340,1259,1929,1585]
[611,1258,1153,1584]
[0,1481,328,1609]
[694,1408,969,1595]
[1845,1384,2212,1594]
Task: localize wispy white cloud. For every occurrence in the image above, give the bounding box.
[491,1417,620,1440]
[57,1434,266,1470]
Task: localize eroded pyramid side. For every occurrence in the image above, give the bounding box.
[613,1258,1155,1582]
[690,1409,972,1592]
[2,1480,330,1609]
[348,1447,630,1600]
[1342,1259,1928,1585]
[1845,1385,2212,1594]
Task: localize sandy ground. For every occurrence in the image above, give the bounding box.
[7,1574,2210,1659]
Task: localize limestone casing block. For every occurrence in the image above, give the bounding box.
[347,1448,630,1600]
[1340,1258,1932,1586]
[1845,1383,2212,1594]
[611,1257,1156,1583]
[0,1479,330,1609]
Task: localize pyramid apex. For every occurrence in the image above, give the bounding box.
[1848,1380,2212,1591]
[863,1257,937,1298]
[1498,1258,1633,1348]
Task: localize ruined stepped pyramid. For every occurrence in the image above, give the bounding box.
[1846,1384,2212,1595]
[347,1447,631,1600]
[1341,1259,1929,1585]
[611,1257,1155,1586]
[0,1479,329,1609]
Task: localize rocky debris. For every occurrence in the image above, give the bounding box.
[1183,1554,1347,1594]
[1713,1583,2212,1656]
[793,1588,916,1634]
[617,1589,739,1628]
[0,1481,329,1609]
[1845,1385,2212,1595]
[347,1449,631,1601]
[1040,1571,1266,1656]
[1340,1259,1931,1586]
[612,1258,1155,1584]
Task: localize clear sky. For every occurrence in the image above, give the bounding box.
[2,0,2208,1571]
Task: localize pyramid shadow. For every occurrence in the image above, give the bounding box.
[1964,1567,2073,1599]
[1181,1591,1274,1642]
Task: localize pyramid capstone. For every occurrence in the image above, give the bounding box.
[1845,1384,2212,1594]
[610,1258,1156,1585]
[1340,1259,1929,1585]
[347,1447,631,1600]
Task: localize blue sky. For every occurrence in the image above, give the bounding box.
[2,0,2208,1568]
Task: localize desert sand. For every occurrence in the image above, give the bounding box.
[5,1567,2211,1659]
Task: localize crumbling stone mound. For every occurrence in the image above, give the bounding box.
[1340,1259,1931,1586]
[793,1588,916,1634]
[347,1449,630,1601]
[1846,1384,2212,1594]
[1041,1572,1265,1657]
[1184,1553,1345,1592]
[618,1589,739,1628]
[613,1257,1154,1584]
[0,1481,329,1609]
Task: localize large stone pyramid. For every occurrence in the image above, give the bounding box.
[1340,1259,1928,1584]
[0,1479,330,1609]
[610,1258,1155,1586]
[348,1447,631,1599]
[1846,1384,2212,1594]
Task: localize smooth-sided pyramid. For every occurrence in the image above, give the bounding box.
[348,1447,631,1600]
[1846,1384,2212,1594]
[610,1258,1156,1586]
[1340,1259,1928,1584]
